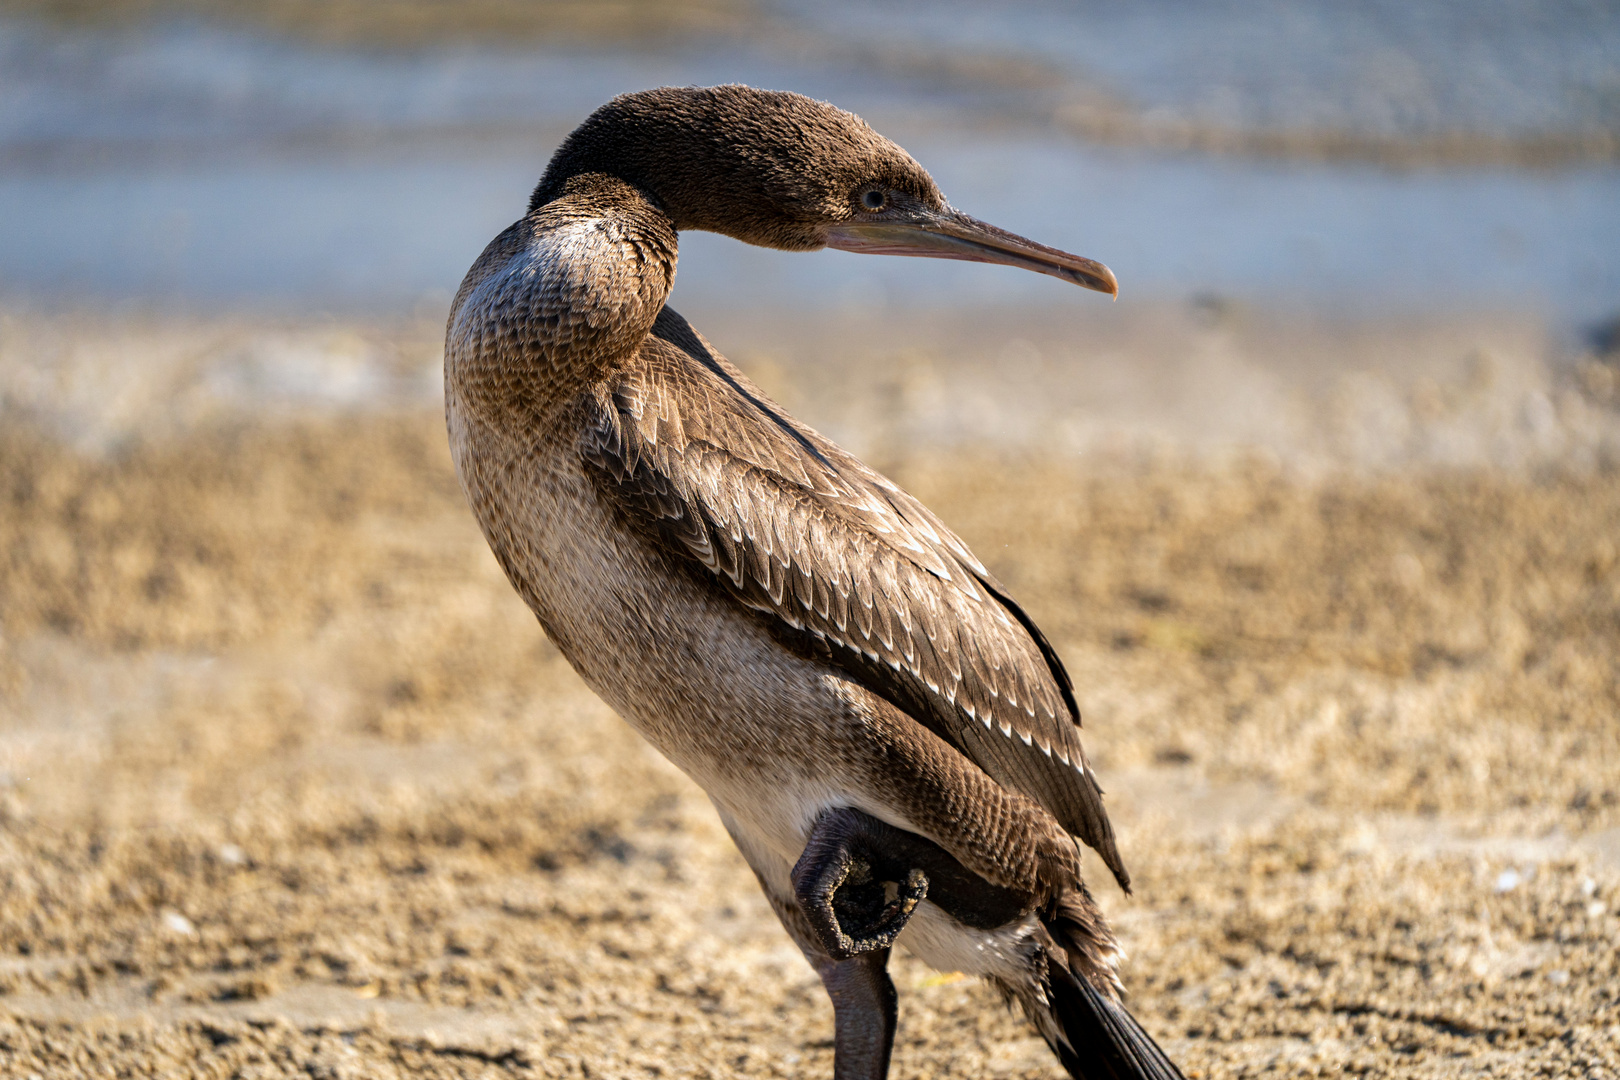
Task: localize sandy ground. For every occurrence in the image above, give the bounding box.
[1,308,1618,1078]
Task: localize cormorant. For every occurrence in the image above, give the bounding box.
[445,84,1182,1080]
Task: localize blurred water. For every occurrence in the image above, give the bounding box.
[0,4,1616,326]
[778,0,1620,139]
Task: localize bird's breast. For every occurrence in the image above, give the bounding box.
[445,402,891,852]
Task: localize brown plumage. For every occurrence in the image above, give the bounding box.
[445,85,1182,1080]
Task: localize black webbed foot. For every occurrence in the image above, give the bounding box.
[792,807,1036,961]
[793,809,929,960]
[803,853,926,960]
[831,862,929,954]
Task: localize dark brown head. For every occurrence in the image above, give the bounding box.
[532,85,1117,296]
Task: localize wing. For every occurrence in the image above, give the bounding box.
[583,307,1128,889]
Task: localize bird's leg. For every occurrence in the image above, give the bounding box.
[792,807,929,960]
[813,949,898,1080]
[712,803,905,1080]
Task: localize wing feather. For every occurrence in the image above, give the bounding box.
[584,308,1128,889]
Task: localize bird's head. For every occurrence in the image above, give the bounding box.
[530,85,1117,297]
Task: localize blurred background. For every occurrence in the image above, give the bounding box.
[1,4,1618,1079]
[3,0,1619,466]
[3,0,1619,323]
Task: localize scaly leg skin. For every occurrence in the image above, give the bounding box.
[814,950,899,1080]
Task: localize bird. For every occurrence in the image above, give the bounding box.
[444,84,1184,1080]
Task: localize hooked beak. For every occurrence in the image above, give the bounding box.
[824,207,1118,297]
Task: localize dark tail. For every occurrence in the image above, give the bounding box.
[1041,955,1185,1080]
[1018,889,1185,1080]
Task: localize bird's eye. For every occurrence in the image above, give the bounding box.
[859,188,888,212]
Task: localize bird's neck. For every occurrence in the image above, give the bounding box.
[446,173,679,426]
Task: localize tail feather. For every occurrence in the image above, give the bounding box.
[1042,956,1185,1080]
